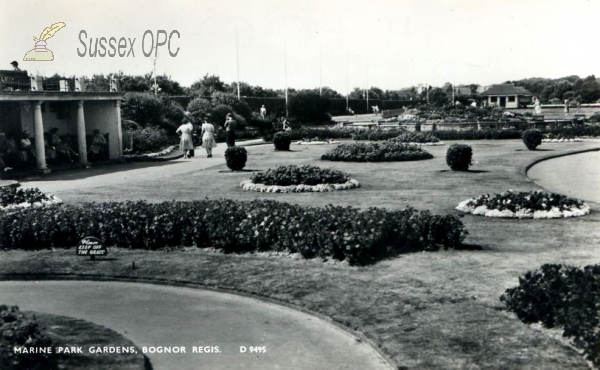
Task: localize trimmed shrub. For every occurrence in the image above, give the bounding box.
[522,129,543,150]
[501,264,600,367]
[224,146,247,171]
[250,165,349,186]
[321,142,433,162]
[434,129,521,141]
[0,199,467,265]
[446,144,472,171]
[273,132,292,151]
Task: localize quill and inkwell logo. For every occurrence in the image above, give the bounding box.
[23,22,66,61]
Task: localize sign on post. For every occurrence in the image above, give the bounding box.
[77,236,107,260]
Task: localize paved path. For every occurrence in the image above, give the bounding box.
[528,150,600,203]
[19,139,265,194]
[0,281,391,370]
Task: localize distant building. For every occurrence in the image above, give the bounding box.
[455,86,472,96]
[480,84,533,109]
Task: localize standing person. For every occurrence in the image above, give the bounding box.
[201,114,217,158]
[260,105,267,118]
[533,97,542,115]
[224,113,236,147]
[281,116,291,131]
[176,117,195,159]
[564,99,570,115]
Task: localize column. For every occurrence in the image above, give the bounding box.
[32,101,47,171]
[116,100,123,157]
[76,100,88,164]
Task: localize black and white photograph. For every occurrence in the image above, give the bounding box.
[1,0,600,369]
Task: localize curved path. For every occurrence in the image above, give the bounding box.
[0,280,391,370]
[528,150,600,203]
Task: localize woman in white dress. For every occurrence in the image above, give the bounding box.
[201,115,217,158]
[176,117,195,159]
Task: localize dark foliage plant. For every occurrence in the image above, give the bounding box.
[273,132,292,151]
[321,142,433,162]
[501,264,600,367]
[522,129,543,150]
[0,199,466,266]
[0,185,52,207]
[0,305,57,370]
[125,126,170,154]
[250,165,349,186]
[446,144,472,171]
[224,146,247,171]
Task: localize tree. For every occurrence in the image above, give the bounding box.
[189,74,227,98]
[580,75,600,103]
[288,90,331,123]
[429,88,448,107]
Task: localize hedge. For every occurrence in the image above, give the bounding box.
[321,142,433,162]
[0,200,466,266]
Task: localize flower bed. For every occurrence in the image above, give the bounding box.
[0,305,58,370]
[541,138,583,143]
[321,142,433,162]
[0,199,466,265]
[242,165,358,192]
[456,190,589,218]
[295,138,339,145]
[0,185,62,212]
[123,145,176,160]
[501,263,600,367]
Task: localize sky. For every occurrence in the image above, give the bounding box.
[1,0,599,93]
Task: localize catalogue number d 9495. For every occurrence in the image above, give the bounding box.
[239,346,266,353]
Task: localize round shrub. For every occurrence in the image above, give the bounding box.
[522,129,543,150]
[446,143,472,171]
[224,146,247,171]
[273,132,292,151]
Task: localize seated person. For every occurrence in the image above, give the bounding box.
[88,129,107,161]
[49,127,78,162]
[44,132,57,162]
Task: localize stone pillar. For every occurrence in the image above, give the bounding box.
[32,101,48,171]
[116,99,123,157]
[76,100,88,164]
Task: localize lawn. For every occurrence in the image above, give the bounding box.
[2,139,600,369]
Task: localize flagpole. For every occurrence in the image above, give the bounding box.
[236,27,240,100]
[319,47,322,95]
[345,53,348,111]
[284,41,288,118]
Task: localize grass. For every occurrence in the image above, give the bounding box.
[2,139,600,369]
[33,312,148,370]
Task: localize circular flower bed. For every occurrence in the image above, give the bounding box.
[321,142,433,162]
[456,190,589,219]
[241,165,359,192]
[0,185,62,212]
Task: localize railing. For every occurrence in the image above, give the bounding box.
[0,70,118,92]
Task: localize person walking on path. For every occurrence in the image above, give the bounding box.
[260,105,267,118]
[176,117,195,159]
[201,115,217,158]
[224,113,236,147]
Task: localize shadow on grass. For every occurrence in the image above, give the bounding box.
[454,243,484,251]
[218,169,262,173]
[515,148,555,152]
[439,169,490,173]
